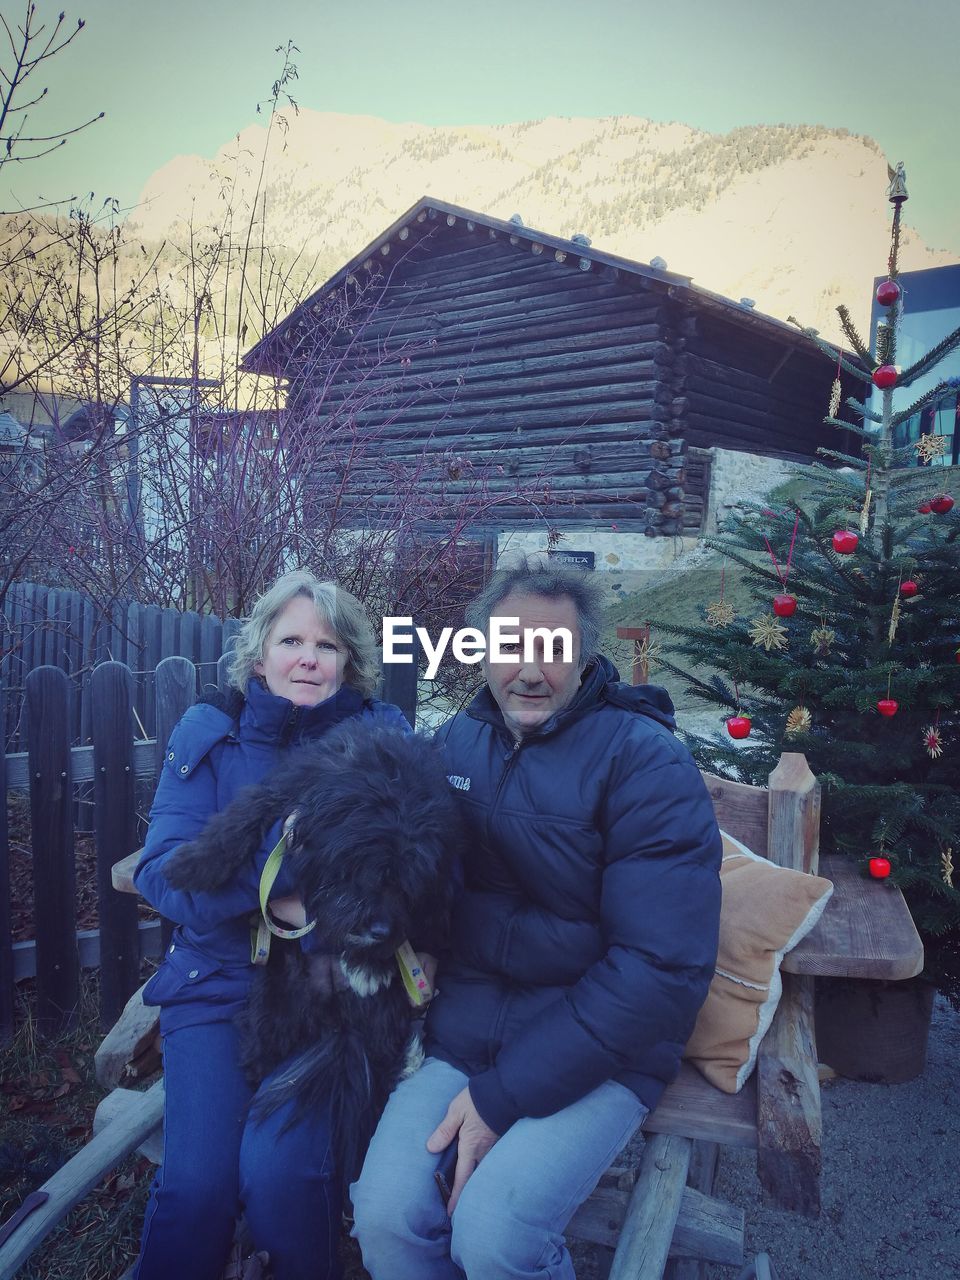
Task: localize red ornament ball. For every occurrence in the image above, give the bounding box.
[931,494,955,514]
[872,364,898,390]
[832,530,859,554]
[899,580,918,598]
[726,715,752,740]
[877,699,899,718]
[917,501,933,514]
[868,855,892,880]
[875,280,901,308]
[773,593,797,617]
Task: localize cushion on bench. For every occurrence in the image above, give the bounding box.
[683,832,833,1093]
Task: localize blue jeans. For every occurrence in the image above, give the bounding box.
[351,1057,647,1280]
[134,1021,341,1280]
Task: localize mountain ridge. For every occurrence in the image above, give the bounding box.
[128,111,955,340]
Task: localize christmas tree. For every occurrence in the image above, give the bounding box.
[656,164,960,999]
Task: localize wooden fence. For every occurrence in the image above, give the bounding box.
[0,654,418,1044]
[0,581,239,753]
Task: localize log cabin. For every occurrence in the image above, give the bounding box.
[242,198,855,563]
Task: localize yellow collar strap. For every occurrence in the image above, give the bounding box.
[395,940,432,1007]
[251,833,317,964]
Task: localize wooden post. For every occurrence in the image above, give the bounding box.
[767,753,820,874]
[26,666,78,1034]
[0,683,13,1045]
[616,624,652,685]
[91,663,141,1029]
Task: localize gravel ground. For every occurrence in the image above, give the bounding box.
[564,997,960,1280]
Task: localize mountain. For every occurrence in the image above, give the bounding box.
[128,112,954,341]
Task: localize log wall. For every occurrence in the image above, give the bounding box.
[271,211,852,539]
[283,216,692,535]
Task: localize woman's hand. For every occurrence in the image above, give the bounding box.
[426,1087,499,1214]
[268,893,306,929]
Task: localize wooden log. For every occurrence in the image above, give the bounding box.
[327,374,665,426]
[685,412,815,455]
[95,981,162,1089]
[316,344,672,404]
[26,666,78,1033]
[608,1133,692,1280]
[0,684,12,1045]
[335,396,664,436]
[91,662,141,1029]
[372,262,625,319]
[665,1142,721,1280]
[311,310,666,374]
[334,418,673,457]
[569,1180,742,1266]
[0,1080,165,1276]
[93,1085,164,1165]
[328,293,664,348]
[756,973,821,1215]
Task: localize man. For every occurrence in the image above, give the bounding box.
[352,565,722,1280]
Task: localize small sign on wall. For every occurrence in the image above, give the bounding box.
[548,550,595,570]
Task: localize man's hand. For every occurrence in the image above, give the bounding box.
[426,1087,499,1214]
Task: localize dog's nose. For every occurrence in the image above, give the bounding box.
[366,920,392,942]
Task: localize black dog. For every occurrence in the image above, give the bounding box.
[162,721,459,1187]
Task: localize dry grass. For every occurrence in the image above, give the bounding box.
[0,974,154,1280]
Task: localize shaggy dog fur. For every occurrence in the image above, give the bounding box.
[162,721,459,1187]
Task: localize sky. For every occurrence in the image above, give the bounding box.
[2,0,959,252]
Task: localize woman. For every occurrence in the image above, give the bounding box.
[132,570,409,1280]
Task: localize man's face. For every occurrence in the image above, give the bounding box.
[483,592,584,741]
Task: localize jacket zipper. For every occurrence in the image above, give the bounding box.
[486,736,522,1059]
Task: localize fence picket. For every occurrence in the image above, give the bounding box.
[200,613,222,695]
[0,683,12,1044]
[142,605,162,739]
[90,663,141,1028]
[26,666,78,1033]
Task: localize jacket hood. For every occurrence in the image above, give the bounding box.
[466,652,676,739]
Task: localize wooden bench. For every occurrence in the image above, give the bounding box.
[0,753,923,1280]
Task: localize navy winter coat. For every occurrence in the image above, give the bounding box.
[136,678,409,1033]
[425,655,722,1134]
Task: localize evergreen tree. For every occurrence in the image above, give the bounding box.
[656,164,960,999]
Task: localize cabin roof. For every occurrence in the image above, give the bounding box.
[241,195,829,375]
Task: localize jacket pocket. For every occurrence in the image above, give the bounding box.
[142,940,225,1007]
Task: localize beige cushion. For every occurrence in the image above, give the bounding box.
[683,831,833,1093]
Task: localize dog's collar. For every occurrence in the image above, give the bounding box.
[252,838,434,1009]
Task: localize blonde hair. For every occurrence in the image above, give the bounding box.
[228,570,379,698]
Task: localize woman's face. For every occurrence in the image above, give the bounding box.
[254,595,348,706]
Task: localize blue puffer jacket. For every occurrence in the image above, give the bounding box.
[136,678,410,1033]
[424,655,722,1134]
